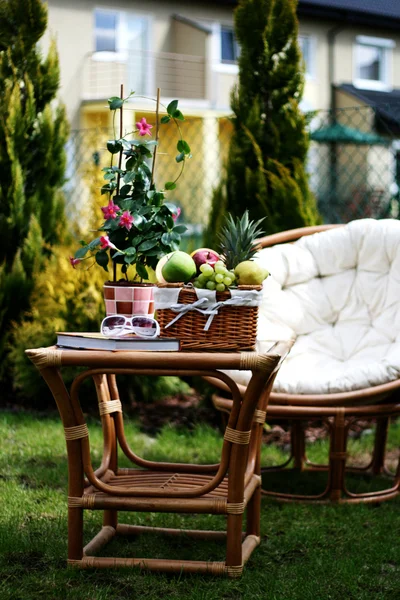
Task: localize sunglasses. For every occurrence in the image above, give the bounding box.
[101,315,160,339]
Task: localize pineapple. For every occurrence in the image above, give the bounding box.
[218,211,265,270]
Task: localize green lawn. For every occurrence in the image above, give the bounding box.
[0,411,399,600]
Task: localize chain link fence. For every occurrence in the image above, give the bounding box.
[64,106,400,248]
[309,104,400,223]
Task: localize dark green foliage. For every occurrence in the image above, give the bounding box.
[0,0,69,377]
[206,0,320,245]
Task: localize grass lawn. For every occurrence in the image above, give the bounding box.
[0,410,399,600]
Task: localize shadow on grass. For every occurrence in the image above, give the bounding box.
[262,467,398,497]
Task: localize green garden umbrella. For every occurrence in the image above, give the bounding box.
[310,123,389,145]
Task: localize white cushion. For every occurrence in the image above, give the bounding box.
[225,219,400,396]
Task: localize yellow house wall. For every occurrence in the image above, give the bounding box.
[44,0,235,127]
[299,18,400,111]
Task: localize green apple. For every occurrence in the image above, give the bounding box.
[161,251,197,283]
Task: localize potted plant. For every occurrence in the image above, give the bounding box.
[70,88,191,317]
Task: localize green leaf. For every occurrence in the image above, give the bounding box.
[125,156,136,171]
[161,233,171,245]
[88,237,101,250]
[136,262,148,280]
[164,202,177,212]
[165,181,177,190]
[129,235,143,247]
[170,232,181,243]
[177,140,191,154]
[123,171,136,184]
[173,225,187,234]
[95,251,109,272]
[101,183,116,195]
[74,246,89,259]
[175,152,185,163]
[124,255,136,264]
[173,110,185,121]
[167,100,179,116]
[138,239,158,251]
[161,115,171,124]
[166,215,174,229]
[108,97,124,110]
[107,140,122,154]
[119,185,131,198]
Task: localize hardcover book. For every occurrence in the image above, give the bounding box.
[56,332,180,352]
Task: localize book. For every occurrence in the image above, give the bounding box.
[56,332,180,352]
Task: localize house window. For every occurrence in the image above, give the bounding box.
[354,35,395,90]
[299,35,313,77]
[95,9,117,52]
[221,26,240,63]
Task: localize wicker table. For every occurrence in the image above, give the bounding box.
[26,342,291,577]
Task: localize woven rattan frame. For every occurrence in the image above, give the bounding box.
[26,343,291,576]
[157,284,261,351]
[209,223,400,504]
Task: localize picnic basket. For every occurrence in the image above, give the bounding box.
[155,283,262,351]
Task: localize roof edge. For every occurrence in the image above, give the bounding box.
[172,14,212,35]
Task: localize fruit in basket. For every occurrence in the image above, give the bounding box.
[155,252,173,283]
[190,248,220,273]
[218,211,265,270]
[192,260,236,291]
[161,251,197,283]
[234,260,269,285]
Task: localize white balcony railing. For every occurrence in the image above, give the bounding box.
[82,49,207,101]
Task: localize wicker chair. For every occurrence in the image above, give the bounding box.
[26,342,291,577]
[211,219,400,503]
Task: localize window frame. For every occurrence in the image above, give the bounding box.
[353,35,395,91]
[93,8,151,63]
[298,33,316,80]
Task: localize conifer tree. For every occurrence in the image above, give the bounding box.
[206,0,320,245]
[0,0,68,373]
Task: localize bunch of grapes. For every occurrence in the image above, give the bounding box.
[193,261,236,291]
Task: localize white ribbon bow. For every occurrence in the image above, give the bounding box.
[164,290,261,331]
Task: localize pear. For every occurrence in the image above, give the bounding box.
[234,261,269,285]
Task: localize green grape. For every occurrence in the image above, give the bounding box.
[215,273,224,283]
[209,271,217,282]
[214,265,226,275]
[200,263,214,276]
[214,260,225,270]
[223,276,233,286]
[193,280,203,289]
[206,280,216,290]
[197,273,207,284]
[216,283,225,292]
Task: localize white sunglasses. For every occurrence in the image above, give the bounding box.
[101,315,160,339]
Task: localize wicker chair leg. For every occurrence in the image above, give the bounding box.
[68,507,84,561]
[291,421,306,470]
[246,483,261,537]
[329,409,347,502]
[371,417,389,475]
[226,514,243,571]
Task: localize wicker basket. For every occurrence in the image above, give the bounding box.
[156,283,262,351]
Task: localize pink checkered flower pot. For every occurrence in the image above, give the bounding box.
[103,282,155,318]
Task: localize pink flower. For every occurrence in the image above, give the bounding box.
[99,235,117,250]
[69,256,81,269]
[172,207,181,222]
[101,200,120,220]
[136,117,153,137]
[119,210,135,231]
